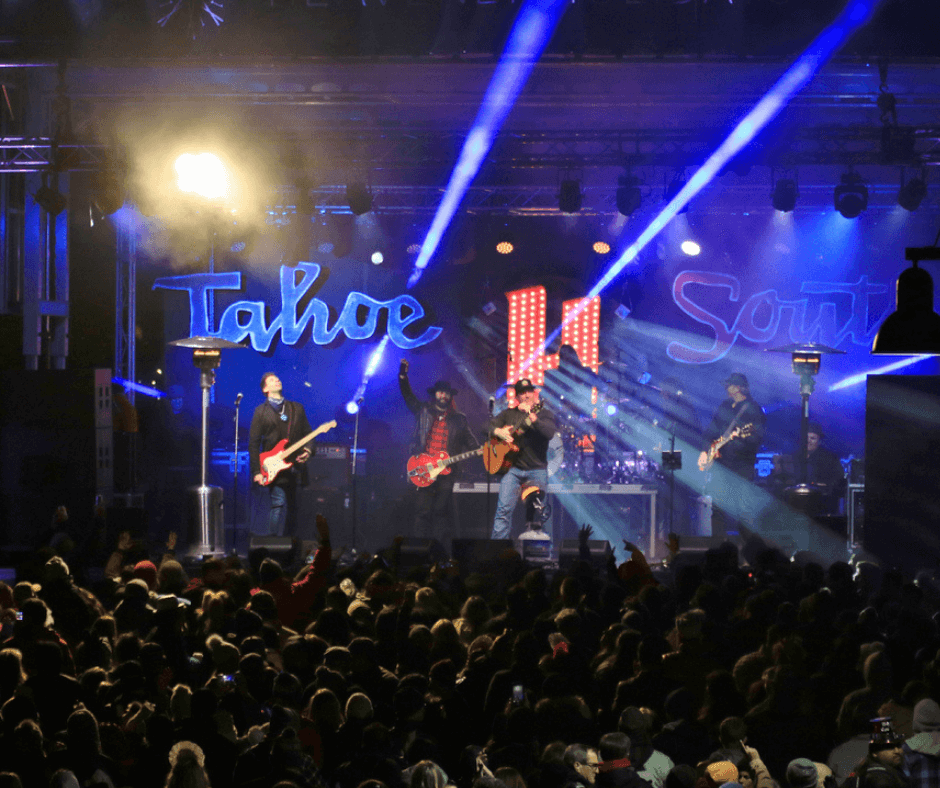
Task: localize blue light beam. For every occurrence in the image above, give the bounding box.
[517,0,882,380]
[829,355,933,391]
[406,0,568,289]
[349,334,392,408]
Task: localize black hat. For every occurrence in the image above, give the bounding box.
[806,422,824,437]
[513,378,537,394]
[869,717,904,751]
[427,380,458,396]
[722,372,750,389]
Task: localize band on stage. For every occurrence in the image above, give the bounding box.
[248,349,850,552]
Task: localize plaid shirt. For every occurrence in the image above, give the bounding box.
[425,413,450,455]
[905,738,940,788]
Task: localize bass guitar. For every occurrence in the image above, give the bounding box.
[258,420,338,486]
[702,423,753,471]
[407,447,485,487]
[483,401,544,474]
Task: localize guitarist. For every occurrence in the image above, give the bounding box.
[399,359,478,548]
[249,372,313,537]
[489,378,557,541]
[697,372,766,537]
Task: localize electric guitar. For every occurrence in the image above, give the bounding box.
[258,420,337,486]
[702,423,754,471]
[483,401,544,474]
[407,447,485,487]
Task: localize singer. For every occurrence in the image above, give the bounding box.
[399,359,478,550]
[249,372,313,537]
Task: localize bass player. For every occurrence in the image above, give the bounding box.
[489,378,557,541]
[399,359,479,549]
[250,372,313,537]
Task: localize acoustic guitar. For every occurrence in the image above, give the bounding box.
[483,402,544,474]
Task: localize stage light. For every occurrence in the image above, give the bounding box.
[772,178,798,212]
[34,185,67,216]
[496,227,515,255]
[593,241,611,255]
[175,153,228,200]
[92,170,124,217]
[872,248,940,355]
[606,403,617,416]
[371,251,384,265]
[346,183,373,216]
[406,242,421,255]
[898,177,927,212]
[559,180,582,213]
[346,400,360,415]
[680,240,701,256]
[834,172,868,219]
[664,173,689,214]
[615,304,631,320]
[616,176,642,217]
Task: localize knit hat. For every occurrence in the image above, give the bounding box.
[913,699,940,733]
[869,717,905,751]
[133,561,158,591]
[785,759,818,788]
[706,762,738,785]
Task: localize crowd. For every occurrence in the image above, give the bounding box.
[2,506,940,788]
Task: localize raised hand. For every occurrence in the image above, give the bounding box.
[579,524,594,542]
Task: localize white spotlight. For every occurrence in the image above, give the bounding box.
[680,240,701,256]
[346,400,360,415]
[175,153,229,200]
[371,251,384,265]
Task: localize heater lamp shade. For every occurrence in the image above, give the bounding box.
[872,265,940,355]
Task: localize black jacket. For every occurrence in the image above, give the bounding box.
[489,403,557,471]
[701,395,766,471]
[399,374,478,461]
[249,398,313,484]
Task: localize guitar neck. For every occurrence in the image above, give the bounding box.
[280,421,337,457]
[442,447,484,467]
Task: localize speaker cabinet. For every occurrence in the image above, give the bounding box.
[396,537,447,570]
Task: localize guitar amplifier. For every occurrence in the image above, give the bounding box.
[306,444,352,491]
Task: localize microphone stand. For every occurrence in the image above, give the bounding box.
[351,399,363,551]
[232,394,243,555]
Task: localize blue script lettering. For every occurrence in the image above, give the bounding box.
[669,271,891,364]
[154,262,443,352]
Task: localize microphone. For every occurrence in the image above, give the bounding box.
[235,392,243,405]
[488,396,495,414]
[357,397,364,404]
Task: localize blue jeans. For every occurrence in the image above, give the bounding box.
[491,466,548,540]
[268,484,288,536]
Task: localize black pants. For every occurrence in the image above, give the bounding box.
[414,475,455,547]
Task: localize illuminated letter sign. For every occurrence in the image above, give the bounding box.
[669,271,891,364]
[154,262,442,352]
[506,286,600,403]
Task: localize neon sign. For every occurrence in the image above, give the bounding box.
[506,286,600,404]
[154,262,443,353]
[669,271,891,364]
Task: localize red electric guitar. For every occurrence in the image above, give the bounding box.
[258,420,337,486]
[483,401,544,474]
[407,447,485,487]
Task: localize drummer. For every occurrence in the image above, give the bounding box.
[771,422,845,513]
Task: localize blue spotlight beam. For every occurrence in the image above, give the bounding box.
[112,377,166,399]
[349,334,392,409]
[517,0,881,381]
[829,355,932,391]
[406,0,568,289]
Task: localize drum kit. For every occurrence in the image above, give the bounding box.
[547,370,664,485]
